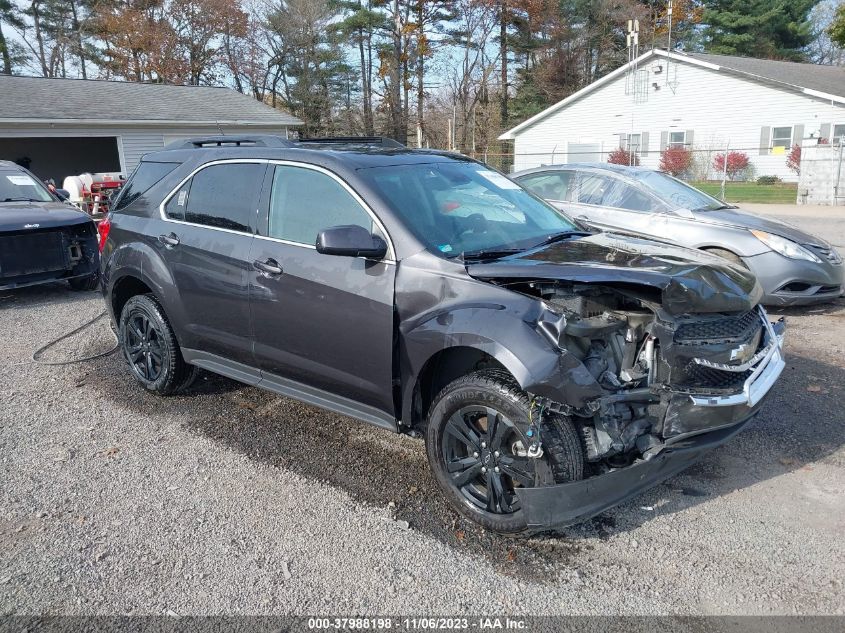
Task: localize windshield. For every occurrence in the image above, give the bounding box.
[0,170,53,203]
[360,161,579,258]
[636,171,727,211]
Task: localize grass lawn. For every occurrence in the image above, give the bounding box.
[691,181,798,204]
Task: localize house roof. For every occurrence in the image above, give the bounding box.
[0,75,303,127]
[499,49,845,140]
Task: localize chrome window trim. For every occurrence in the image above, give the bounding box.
[158,158,396,262]
[158,158,267,237]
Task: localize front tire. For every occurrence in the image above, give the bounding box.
[119,294,195,395]
[425,371,583,535]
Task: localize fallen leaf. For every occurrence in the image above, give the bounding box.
[807,385,822,393]
[507,550,517,562]
[779,457,795,466]
[98,447,120,458]
[454,530,465,542]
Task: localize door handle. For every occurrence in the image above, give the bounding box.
[253,258,284,276]
[158,233,180,248]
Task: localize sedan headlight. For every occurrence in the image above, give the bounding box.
[750,230,821,263]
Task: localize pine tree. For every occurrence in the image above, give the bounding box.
[703,0,819,61]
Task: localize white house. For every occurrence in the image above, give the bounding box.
[0,75,302,184]
[499,50,845,182]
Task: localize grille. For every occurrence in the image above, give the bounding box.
[807,245,842,265]
[0,231,68,278]
[674,309,760,344]
[683,364,751,391]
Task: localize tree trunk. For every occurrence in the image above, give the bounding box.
[416,0,424,147]
[0,22,12,74]
[390,0,405,143]
[31,1,49,77]
[69,0,86,79]
[358,25,373,134]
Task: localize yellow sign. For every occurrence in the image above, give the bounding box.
[771,145,786,155]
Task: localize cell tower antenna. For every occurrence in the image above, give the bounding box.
[625,18,640,96]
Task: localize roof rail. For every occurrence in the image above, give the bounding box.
[296,136,405,149]
[166,135,295,150]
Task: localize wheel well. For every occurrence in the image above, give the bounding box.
[412,347,509,429]
[111,276,154,321]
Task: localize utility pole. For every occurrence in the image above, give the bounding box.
[720,141,730,200]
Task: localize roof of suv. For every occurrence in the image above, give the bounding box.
[142,136,476,170]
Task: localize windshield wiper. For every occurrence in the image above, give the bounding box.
[531,230,591,249]
[1,197,42,203]
[460,248,525,262]
[696,204,736,211]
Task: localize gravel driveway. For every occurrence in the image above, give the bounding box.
[1,208,844,617]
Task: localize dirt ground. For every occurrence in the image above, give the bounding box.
[1,205,843,616]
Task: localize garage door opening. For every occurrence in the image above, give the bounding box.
[0,137,121,185]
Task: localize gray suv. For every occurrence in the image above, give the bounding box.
[101,137,785,535]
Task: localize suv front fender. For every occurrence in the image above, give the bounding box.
[399,303,603,426]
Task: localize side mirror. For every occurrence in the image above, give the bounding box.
[55,188,70,201]
[316,225,388,259]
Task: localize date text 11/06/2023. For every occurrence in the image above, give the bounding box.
[307,617,528,630]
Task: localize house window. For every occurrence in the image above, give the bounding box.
[668,131,686,148]
[625,133,642,153]
[771,126,793,149]
[833,124,845,146]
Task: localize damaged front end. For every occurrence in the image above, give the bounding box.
[492,280,785,528]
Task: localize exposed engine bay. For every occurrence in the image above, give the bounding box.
[499,280,784,470]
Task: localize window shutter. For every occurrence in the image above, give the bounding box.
[685,130,694,147]
[640,132,650,156]
[820,123,831,142]
[660,131,668,151]
[759,126,770,155]
[793,124,805,146]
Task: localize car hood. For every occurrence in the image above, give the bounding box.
[466,232,763,315]
[0,201,91,231]
[691,207,829,247]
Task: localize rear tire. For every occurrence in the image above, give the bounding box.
[68,273,99,291]
[119,294,195,395]
[425,370,583,535]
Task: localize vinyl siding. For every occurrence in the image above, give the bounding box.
[510,59,845,181]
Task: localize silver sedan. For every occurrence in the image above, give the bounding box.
[513,163,844,307]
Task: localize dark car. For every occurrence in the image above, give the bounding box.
[0,160,100,291]
[513,163,844,307]
[100,136,785,535]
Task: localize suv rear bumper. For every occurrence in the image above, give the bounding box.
[515,417,753,530]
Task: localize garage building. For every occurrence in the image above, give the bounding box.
[0,75,302,184]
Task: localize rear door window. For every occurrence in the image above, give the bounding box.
[175,163,265,233]
[114,161,178,211]
[518,171,573,202]
[576,173,615,205]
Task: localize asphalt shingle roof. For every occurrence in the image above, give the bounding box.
[0,75,303,126]
[683,52,845,99]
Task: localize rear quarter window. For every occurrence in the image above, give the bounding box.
[114,161,179,211]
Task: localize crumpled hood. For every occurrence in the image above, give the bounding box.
[0,201,91,231]
[692,207,829,247]
[467,232,763,315]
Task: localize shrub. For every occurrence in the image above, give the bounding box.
[607,147,640,166]
[757,175,781,185]
[713,151,751,180]
[659,146,693,177]
[786,144,801,174]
